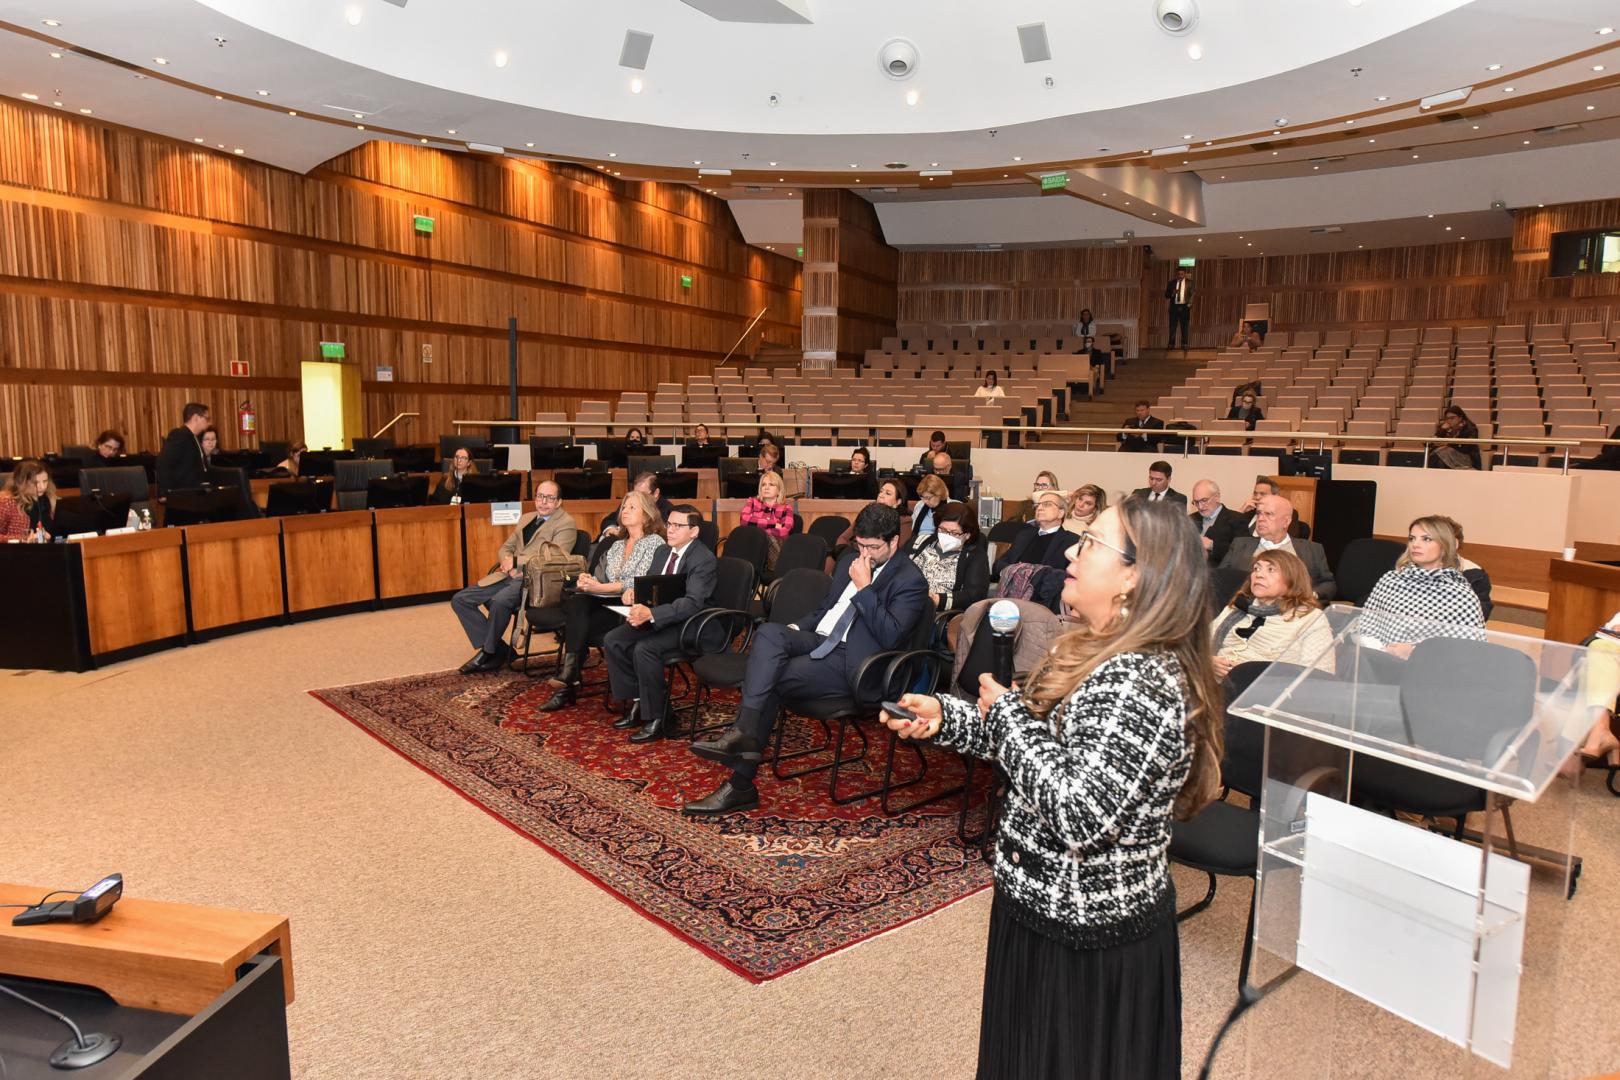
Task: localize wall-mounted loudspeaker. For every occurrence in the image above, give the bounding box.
[1154,0,1199,35]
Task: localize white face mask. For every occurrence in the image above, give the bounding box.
[935,532,963,554]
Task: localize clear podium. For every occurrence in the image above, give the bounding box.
[1217,610,1594,1078]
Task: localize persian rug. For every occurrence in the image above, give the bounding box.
[312,661,992,981]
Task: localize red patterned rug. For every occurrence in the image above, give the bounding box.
[311,660,992,981]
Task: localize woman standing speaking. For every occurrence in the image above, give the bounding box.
[884,495,1224,1078]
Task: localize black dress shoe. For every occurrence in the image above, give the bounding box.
[681,780,759,817]
[539,685,577,711]
[628,715,665,744]
[459,652,488,675]
[612,700,642,729]
[690,727,763,768]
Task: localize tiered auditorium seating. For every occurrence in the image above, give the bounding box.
[1152,320,1619,467]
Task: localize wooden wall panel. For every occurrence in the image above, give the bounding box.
[1506,199,1620,326]
[897,247,1145,332]
[0,100,801,456]
[801,190,897,364]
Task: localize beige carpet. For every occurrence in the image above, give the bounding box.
[4,605,1617,1079]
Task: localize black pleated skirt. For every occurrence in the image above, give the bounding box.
[976,889,1182,1080]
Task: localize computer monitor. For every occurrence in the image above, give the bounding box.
[388,446,436,474]
[680,443,728,469]
[554,470,613,500]
[351,438,395,458]
[812,471,877,500]
[458,472,522,504]
[530,442,584,469]
[656,470,699,499]
[211,450,275,474]
[366,474,429,510]
[722,470,762,499]
[593,438,633,469]
[265,479,333,516]
[298,450,354,478]
[163,487,244,526]
[52,493,131,534]
[626,454,677,479]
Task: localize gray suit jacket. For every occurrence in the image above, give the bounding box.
[1219,535,1337,601]
[640,539,718,626]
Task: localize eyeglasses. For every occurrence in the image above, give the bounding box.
[854,539,890,555]
[1193,495,1219,507]
[1032,481,1055,490]
[535,493,560,502]
[1077,529,1136,564]
[668,519,697,530]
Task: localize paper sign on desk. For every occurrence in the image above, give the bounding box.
[490,502,522,526]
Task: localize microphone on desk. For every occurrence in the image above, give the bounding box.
[0,983,121,1069]
[987,599,1020,689]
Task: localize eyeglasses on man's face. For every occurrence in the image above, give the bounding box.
[854,539,890,556]
[535,492,561,503]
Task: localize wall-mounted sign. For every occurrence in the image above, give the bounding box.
[1039,172,1069,192]
[1178,257,1197,268]
[490,502,522,526]
[376,365,394,382]
[421,344,433,364]
[679,274,693,289]
[229,359,250,377]
[413,215,435,235]
[319,341,346,360]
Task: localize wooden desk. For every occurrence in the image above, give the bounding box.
[78,530,188,657]
[375,504,464,599]
[0,883,292,1016]
[1546,559,1620,645]
[183,518,286,634]
[281,511,376,614]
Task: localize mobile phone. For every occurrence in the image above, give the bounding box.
[881,700,917,722]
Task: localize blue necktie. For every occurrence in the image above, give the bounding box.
[810,603,856,659]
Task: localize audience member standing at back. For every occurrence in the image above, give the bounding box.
[156,402,212,495]
[1165,266,1194,351]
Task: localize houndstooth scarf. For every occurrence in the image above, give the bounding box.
[1357,565,1486,645]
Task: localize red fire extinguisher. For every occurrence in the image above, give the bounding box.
[237,399,257,438]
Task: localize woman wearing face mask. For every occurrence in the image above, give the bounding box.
[908,501,989,612]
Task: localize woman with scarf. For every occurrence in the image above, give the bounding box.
[1209,548,1334,677]
[1358,515,1485,658]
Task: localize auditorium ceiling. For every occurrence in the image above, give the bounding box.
[1,0,1617,252]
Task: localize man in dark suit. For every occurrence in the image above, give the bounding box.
[601,505,717,744]
[1188,479,1246,564]
[684,502,929,816]
[1165,267,1193,350]
[992,490,1072,579]
[155,401,212,494]
[1118,400,1165,452]
[1219,495,1337,600]
[1131,460,1186,509]
[1238,476,1310,539]
[929,451,970,501]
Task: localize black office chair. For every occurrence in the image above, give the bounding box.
[720,525,770,581]
[765,533,827,585]
[806,516,850,551]
[206,465,263,519]
[696,519,720,554]
[1333,537,1405,607]
[260,441,290,464]
[335,459,395,510]
[516,530,597,677]
[529,438,584,469]
[1209,566,1251,617]
[78,466,152,515]
[648,555,757,737]
[683,568,828,739]
[439,435,489,460]
[352,437,395,458]
[656,470,699,499]
[554,470,613,500]
[366,474,429,509]
[265,479,334,516]
[458,472,522,504]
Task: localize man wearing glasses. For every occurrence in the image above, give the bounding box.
[1188,479,1246,564]
[601,505,718,743]
[452,479,578,674]
[684,502,929,816]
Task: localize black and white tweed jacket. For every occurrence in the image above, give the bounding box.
[934,650,1192,950]
[1357,566,1485,646]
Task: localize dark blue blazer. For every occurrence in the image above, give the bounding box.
[799,548,931,661]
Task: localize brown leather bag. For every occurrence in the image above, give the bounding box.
[521,541,587,611]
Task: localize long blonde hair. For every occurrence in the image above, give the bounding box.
[1396,514,1461,570]
[4,459,57,513]
[1020,495,1226,820]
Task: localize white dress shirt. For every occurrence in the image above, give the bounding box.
[812,557,892,641]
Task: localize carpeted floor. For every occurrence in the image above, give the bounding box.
[4,604,1618,1079]
[312,666,992,980]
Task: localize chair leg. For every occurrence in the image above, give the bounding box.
[880,736,968,816]
[827,717,885,805]
[1176,871,1219,922]
[770,711,867,781]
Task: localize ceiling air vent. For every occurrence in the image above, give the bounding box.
[619,31,654,69]
[1309,225,1345,234]
[1017,23,1051,63]
[884,162,908,170]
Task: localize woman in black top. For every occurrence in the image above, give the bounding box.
[907,501,990,612]
[430,447,478,504]
[1430,404,1480,469]
[1225,388,1264,430]
[884,496,1224,1079]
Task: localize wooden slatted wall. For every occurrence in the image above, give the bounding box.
[1506,199,1620,326]
[896,247,1145,330]
[801,190,897,364]
[0,101,801,455]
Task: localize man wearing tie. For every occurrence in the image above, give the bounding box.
[1132,460,1187,508]
[601,505,718,744]
[684,502,929,816]
[1117,400,1165,453]
[1188,479,1246,564]
[451,480,578,673]
[1164,267,1193,351]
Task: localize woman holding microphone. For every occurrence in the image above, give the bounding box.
[883,495,1224,1079]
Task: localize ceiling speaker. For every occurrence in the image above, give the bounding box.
[1017,23,1051,64]
[619,30,654,70]
[879,39,918,79]
[379,0,407,6]
[1154,0,1199,35]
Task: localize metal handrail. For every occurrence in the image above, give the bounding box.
[717,307,770,368]
[371,412,418,439]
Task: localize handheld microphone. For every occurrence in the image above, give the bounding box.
[0,982,122,1069]
[987,599,1020,688]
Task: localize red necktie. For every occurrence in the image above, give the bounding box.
[664,550,678,574]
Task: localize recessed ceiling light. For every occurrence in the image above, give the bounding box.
[288,110,296,116]
[1502,86,1514,93]
[1445,226,1452,230]
[1181,134,1193,140]
[693,159,701,165]
[79,107,90,114]
[930,161,939,167]
[1599,27,1615,35]
[1219,175,1225,179]
[447,129,457,135]
[905,90,919,106]
[849,163,858,168]
[41,19,60,27]
[1345,119,1355,125]
[1375,95,1388,102]
[1313,165,1320,170]
[613,171,620,175]
[1427,213,1434,218]
[344,4,363,25]
[257,89,270,96]
[1472,124,1480,129]
[608,152,617,157]
[420,138,428,143]
[1013,156,1022,161]
[194,136,204,142]
[1588,104,1597,110]
[1003,174,1008,178]
[494,50,509,68]
[217,143,224,148]
[1411,153,1419,159]
[153,57,168,65]
[20,93,38,100]
[630,77,643,94]
[1187,43,1203,60]
[1271,130,1280,136]
[1197,238,1202,242]
[767,160,776,166]
[778,177,783,181]
[1358,244,1363,248]
[1523,139,1531,144]
[1272,151,1279,156]
[353,113,364,119]
[1487,64,1502,71]
[1594,65,1606,72]
[356,125,364,130]
[1460,236,1467,241]
[1247,242,1253,246]
[1367,138,1376,143]
[525,141,534,147]
[49,52,61,59]
[234,148,244,155]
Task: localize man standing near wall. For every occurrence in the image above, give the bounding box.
[1164,267,1194,352]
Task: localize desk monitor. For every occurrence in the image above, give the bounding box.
[812,471,877,500]
[265,479,332,516]
[627,454,677,479]
[530,437,585,469]
[593,438,633,469]
[555,470,613,500]
[52,493,131,535]
[163,487,244,526]
[722,470,761,499]
[298,450,354,478]
[351,437,395,459]
[388,446,436,474]
[365,474,429,510]
[655,469,699,499]
[458,472,522,504]
[632,574,686,608]
[680,442,728,469]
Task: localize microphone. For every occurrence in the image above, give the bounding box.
[0,982,122,1069]
[987,599,1020,688]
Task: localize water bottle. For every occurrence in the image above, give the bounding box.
[139,508,153,531]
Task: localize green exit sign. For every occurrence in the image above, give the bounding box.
[679,274,693,289]
[796,246,804,258]
[1178,257,1197,268]
[413,215,435,235]
[319,341,346,360]
[1039,172,1069,192]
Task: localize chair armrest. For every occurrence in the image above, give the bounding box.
[679,607,757,656]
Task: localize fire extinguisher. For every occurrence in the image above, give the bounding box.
[237,399,257,439]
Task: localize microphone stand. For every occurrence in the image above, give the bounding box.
[0,982,122,1069]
